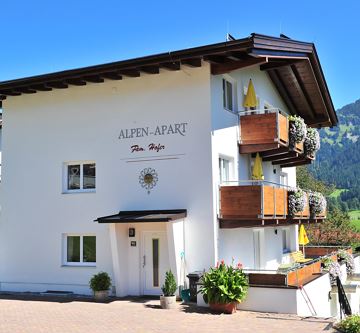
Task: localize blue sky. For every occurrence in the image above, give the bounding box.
[0,0,359,109]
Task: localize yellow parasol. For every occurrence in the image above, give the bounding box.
[243,79,258,109]
[252,153,264,180]
[299,224,309,255]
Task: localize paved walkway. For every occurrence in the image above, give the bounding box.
[0,294,336,333]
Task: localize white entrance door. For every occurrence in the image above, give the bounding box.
[141,231,169,295]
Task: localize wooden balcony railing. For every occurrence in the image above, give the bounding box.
[246,259,322,287]
[239,109,288,154]
[239,109,315,168]
[219,181,325,228]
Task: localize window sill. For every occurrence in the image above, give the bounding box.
[62,190,96,195]
[62,264,96,268]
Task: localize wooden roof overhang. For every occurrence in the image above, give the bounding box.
[0,34,337,127]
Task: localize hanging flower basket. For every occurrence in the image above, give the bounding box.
[322,258,342,286]
[289,116,307,149]
[304,127,320,157]
[337,250,355,275]
[288,188,307,216]
[308,191,326,217]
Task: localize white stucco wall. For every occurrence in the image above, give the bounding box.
[219,225,298,270]
[0,64,216,295]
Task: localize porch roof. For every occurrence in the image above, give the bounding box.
[95,209,187,223]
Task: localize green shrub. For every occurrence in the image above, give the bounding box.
[337,315,360,333]
[162,270,177,296]
[89,272,112,292]
[199,260,248,304]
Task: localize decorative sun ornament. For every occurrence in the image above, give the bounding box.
[139,168,158,194]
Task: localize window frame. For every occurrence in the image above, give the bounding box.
[222,76,236,112]
[219,157,231,184]
[63,161,96,193]
[282,228,290,254]
[62,234,96,267]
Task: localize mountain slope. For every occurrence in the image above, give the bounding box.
[309,99,360,209]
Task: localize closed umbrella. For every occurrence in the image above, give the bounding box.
[252,153,264,180]
[243,79,258,109]
[299,224,309,256]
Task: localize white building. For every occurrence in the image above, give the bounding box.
[0,33,343,315]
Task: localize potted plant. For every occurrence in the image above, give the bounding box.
[308,191,326,217]
[89,272,112,301]
[304,127,320,157]
[288,188,307,216]
[160,270,177,309]
[288,115,307,149]
[199,260,248,314]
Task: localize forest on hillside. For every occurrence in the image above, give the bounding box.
[309,99,360,210]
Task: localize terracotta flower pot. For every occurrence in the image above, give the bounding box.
[209,302,237,314]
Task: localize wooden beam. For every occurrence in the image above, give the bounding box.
[30,84,52,91]
[227,51,251,61]
[267,69,296,115]
[260,59,303,71]
[160,62,181,71]
[66,78,87,86]
[272,156,302,165]
[101,72,123,80]
[260,146,289,158]
[47,81,68,89]
[219,219,266,229]
[203,55,231,64]
[0,90,21,96]
[239,143,280,154]
[140,66,160,74]
[211,58,267,75]
[181,58,202,67]
[290,64,316,119]
[280,159,311,168]
[13,88,37,94]
[83,75,104,83]
[262,151,298,162]
[118,69,140,77]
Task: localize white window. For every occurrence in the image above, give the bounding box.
[63,234,96,266]
[219,157,230,184]
[64,162,96,193]
[280,172,288,186]
[222,78,235,111]
[282,229,290,253]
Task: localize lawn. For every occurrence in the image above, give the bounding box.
[329,189,347,198]
[349,210,360,231]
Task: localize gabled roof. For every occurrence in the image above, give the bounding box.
[0,33,337,127]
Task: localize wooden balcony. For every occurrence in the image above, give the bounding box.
[219,182,325,228]
[239,109,315,168]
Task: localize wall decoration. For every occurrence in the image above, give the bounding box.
[139,167,158,194]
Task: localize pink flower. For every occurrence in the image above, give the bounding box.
[216,261,219,268]
[221,260,225,265]
[237,262,243,269]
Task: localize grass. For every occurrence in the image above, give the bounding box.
[349,210,360,231]
[329,189,347,198]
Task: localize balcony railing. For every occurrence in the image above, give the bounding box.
[244,259,322,287]
[239,109,315,168]
[219,181,325,228]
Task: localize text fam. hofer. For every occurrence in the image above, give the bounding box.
[118,123,188,139]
